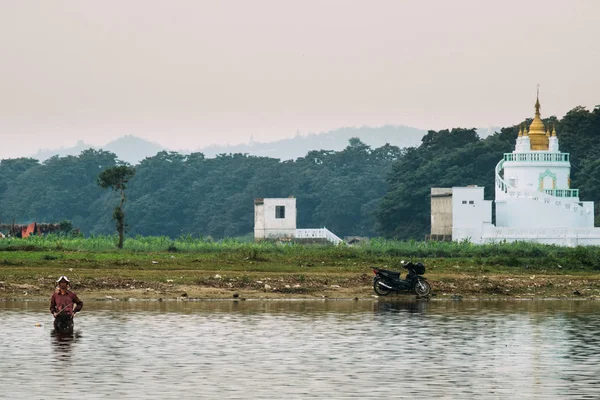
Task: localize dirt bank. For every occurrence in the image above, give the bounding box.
[2,272,600,301]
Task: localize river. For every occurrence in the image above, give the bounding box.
[1,299,599,399]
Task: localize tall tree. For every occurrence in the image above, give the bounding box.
[97,165,136,248]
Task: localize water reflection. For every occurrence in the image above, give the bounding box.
[50,329,78,358]
[1,300,600,399]
[373,299,430,314]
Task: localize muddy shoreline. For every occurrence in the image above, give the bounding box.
[2,248,600,302]
[3,272,600,302]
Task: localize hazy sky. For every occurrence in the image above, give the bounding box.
[1,0,599,159]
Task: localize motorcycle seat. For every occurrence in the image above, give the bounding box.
[377,269,401,279]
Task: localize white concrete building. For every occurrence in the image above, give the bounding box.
[452,186,493,243]
[254,197,343,244]
[254,197,297,240]
[438,95,600,246]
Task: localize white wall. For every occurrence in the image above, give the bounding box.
[254,198,297,240]
[496,197,593,228]
[582,202,595,227]
[503,161,571,193]
[482,227,600,246]
[254,200,266,239]
[452,187,492,244]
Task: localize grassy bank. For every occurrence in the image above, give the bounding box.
[2,235,600,267]
[1,236,600,300]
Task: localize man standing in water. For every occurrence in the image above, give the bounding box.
[50,276,83,332]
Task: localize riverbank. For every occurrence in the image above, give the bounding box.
[2,247,600,301]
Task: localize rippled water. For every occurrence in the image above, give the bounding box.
[1,299,600,399]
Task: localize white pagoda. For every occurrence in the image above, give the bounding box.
[447,93,600,246]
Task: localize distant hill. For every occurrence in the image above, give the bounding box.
[31,135,165,165]
[28,125,498,164]
[196,125,429,160]
[101,136,165,164]
[32,140,95,162]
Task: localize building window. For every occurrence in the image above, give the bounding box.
[462,200,467,204]
[275,206,285,219]
[469,200,474,205]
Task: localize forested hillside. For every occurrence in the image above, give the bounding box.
[0,139,401,238]
[1,106,598,239]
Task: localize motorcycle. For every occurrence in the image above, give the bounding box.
[372,260,431,297]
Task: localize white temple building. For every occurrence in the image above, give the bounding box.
[432,94,600,246]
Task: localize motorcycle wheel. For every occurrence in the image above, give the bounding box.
[373,277,392,296]
[414,280,431,297]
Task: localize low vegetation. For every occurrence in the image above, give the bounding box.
[1,237,599,300]
[1,236,599,269]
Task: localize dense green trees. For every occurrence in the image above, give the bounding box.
[560,106,600,228]
[0,105,598,239]
[0,150,118,231]
[0,139,398,238]
[122,141,400,238]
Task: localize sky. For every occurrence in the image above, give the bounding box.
[1,0,599,159]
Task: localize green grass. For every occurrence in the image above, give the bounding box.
[0,235,599,270]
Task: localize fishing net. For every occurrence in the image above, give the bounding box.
[53,313,74,332]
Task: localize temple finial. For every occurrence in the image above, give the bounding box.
[535,84,541,116]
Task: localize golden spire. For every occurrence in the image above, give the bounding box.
[528,85,549,150]
[552,124,557,137]
[546,127,550,137]
[518,125,523,137]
